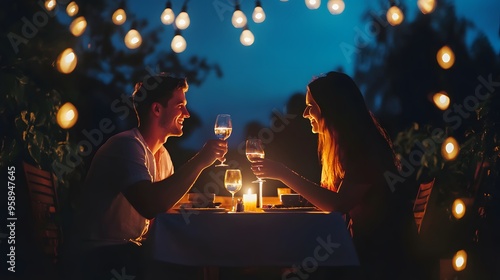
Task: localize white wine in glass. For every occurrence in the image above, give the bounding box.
[224,169,242,212]
[214,114,232,167]
[246,139,266,183]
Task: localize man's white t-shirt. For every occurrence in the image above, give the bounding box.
[77,128,173,248]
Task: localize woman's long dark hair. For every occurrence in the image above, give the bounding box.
[307,71,399,191]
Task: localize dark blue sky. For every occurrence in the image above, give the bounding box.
[127,0,499,149]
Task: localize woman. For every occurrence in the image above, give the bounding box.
[251,71,420,279]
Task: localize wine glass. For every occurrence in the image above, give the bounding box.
[246,139,266,183]
[214,114,232,167]
[224,169,242,212]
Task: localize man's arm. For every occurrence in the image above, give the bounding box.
[123,139,227,219]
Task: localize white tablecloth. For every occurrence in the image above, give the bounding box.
[147,211,359,267]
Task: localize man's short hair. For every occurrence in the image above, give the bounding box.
[132,74,188,125]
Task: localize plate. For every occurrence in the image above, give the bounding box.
[174,207,227,212]
[262,207,319,212]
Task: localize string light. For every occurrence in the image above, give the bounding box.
[441,136,459,161]
[57,102,78,129]
[452,250,467,272]
[44,0,56,12]
[386,2,404,26]
[252,1,266,23]
[327,0,345,15]
[432,91,450,110]
[161,1,175,25]
[112,8,127,25]
[240,26,255,46]
[171,31,187,53]
[437,45,455,69]
[305,0,321,10]
[452,198,466,219]
[417,0,436,14]
[124,29,142,49]
[66,1,79,17]
[69,16,87,37]
[56,48,77,74]
[232,3,247,28]
[175,4,190,30]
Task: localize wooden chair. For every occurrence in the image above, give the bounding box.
[23,161,62,264]
[413,178,435,234]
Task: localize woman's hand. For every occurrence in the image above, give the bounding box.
[250,158,289,181]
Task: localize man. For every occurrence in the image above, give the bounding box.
[69,74,227,279]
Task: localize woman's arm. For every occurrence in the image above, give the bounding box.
[251,159,370,213]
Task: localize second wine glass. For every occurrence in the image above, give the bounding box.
[246,139,266,183]
[224,169,242,212]
[214,114,232,167]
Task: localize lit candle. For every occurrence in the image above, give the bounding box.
[243,188,257,212]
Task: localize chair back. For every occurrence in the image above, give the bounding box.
[413,178,435,234]
[23,161,62,264]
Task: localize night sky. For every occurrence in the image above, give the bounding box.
[126,0,499,149]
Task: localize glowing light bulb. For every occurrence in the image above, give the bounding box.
[305,0,321,9]
[387,6,404,26]
[161,8,175,25]
[327,0,345,15]
[452,199,466,219]
[441,137,459,161]
[69,16,87,37]
[452,250,467,271]
[240,28,255,46]
[175,11,190,30]
[124,29,142,49]
[418,0,436,14]
[57,102,78,129]
[171,34,187,53]
[56,48,77,74]
[232,8,247,28]
[252,3,266,23]
[66,1,79,17]
[432,91,450,110]
[437,45,455,69]
[112,8,127,25]
[45,0,56,11]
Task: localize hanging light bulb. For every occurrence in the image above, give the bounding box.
[44,0,56,12]
[417,0,436,14]
[66,1,79,17]
[240,26,255,46]
[437,45,455,69]
[432,91,450,110]
[252,1,266,23]
[175,5,190,30]
[305,0,321,10]
[387,4,404,26]
[56,48,77,74]
[69,16,87,37]
[161,1,175,25]
[452,198,466,219]
[124,29,142,49]
[452,250,467,272]
[57,102,78,129]
[232,3,247,28]
[327,0,345,15]
[441,136,459,161]
[112,8,127,25]
[171,31,187,53]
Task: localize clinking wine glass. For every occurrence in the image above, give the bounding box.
[214,114,232,167]
[246,139,266,183]
[224,169,242,212]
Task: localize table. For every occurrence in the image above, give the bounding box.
[148,210,359,268]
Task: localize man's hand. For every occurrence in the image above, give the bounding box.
[196,139,228,167]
